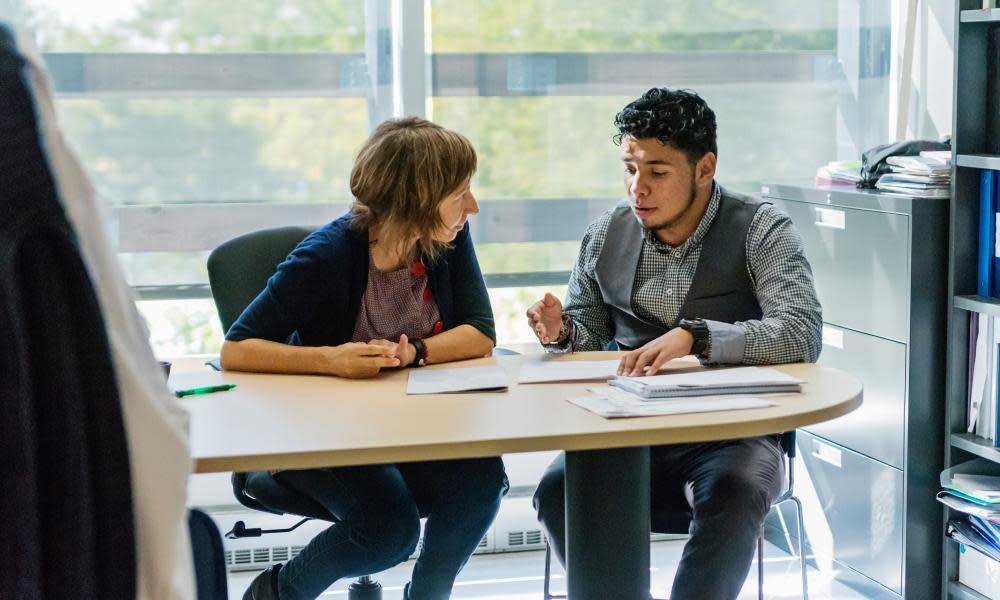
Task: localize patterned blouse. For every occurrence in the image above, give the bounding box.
[350,253,443,343]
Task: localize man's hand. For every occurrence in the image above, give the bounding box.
[526,292,565,344]
[617,328,695,376]
[326,342,402,378]
[368,334,417,368]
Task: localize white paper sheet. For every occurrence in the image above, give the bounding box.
[407,366,509,394]
[517,359,622,383]
[566,385,776,418]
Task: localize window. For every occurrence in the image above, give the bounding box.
[4,0,891,354]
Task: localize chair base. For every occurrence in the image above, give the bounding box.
[347,576,382,600]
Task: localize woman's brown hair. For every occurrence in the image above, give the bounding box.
[349,117,477,261]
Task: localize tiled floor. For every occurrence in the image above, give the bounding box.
[227,538,897,599]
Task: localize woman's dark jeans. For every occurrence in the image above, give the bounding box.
[273,456,507,600]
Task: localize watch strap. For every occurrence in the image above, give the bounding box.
[410,338,427,367]
[678,318,711,357]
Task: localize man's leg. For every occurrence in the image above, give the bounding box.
[664,436,784,600]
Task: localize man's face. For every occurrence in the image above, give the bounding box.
[620,136,701,232]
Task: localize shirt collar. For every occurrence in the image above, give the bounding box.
[642,181,721,253]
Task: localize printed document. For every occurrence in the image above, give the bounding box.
[517,358,622,383]
[407,366,508,395]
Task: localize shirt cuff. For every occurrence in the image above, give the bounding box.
[703,319,746,364]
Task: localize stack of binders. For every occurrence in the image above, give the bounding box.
[941,460,1000,562]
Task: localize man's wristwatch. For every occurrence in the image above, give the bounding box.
[677,318,711,357]
[410,338,427,367]
[553,313,573,345]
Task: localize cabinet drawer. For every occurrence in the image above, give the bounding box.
[770,199,910,343]
[808,324,906,468]
[796,432,903,593]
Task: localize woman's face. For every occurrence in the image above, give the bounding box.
[433,178,479,242]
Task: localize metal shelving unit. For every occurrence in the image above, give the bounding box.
[943,2,1000,597]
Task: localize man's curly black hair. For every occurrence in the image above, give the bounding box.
[613,88,717,165]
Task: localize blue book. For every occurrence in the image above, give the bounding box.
[994,171,1000,297]
[981,170,997,297]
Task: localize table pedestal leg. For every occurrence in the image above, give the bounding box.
[565,446,650,600]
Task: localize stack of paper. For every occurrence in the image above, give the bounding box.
[567,385,776,418]
[815,159,863,186]
[607,367,802,400]
[875,152,951,198]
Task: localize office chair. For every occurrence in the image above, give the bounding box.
[208,226,384,599]
[542,431,807,600]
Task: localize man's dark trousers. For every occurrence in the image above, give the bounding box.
[533,436,784,600]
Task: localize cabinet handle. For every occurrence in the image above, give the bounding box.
[814,207,846,230]
[811,438,843,468]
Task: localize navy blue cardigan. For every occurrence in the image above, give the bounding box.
[226,213,496,347]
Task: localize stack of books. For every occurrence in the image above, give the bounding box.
[874,151,951,197]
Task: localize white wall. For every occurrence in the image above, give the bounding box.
[891,0,955,142]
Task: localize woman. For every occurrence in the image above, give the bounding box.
[222,117,507,600]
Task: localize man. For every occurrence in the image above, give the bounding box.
[527,88,822,599]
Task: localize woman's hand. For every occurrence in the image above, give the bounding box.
[368,334,417,368]
[327,342,402,378]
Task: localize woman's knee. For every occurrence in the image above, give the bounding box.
[453,457,508,507]
[351,509,421,564]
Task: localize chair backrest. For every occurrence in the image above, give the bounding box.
[207,226,313,335]
[188,509,229,600]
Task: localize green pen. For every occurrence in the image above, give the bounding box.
[174,383,237,398]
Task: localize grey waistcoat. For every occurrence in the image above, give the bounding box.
[594,187,767,350]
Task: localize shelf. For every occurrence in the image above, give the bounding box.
[952,433,1000,462]
[957,154,1000,170]
[955,295,1000,316]
[950,580,992,600]
[961,8,1000,23]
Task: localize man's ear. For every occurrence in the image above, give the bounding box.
[697,152,717,184]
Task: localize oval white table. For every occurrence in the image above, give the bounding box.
[172,351,861,600]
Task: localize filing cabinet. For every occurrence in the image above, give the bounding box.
[760,183,948,598]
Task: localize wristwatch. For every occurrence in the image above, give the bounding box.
[677,318,711,357]
[410,338,427,367]
[553,313,573,345]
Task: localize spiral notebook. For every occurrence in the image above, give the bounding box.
[608,366,802,400]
